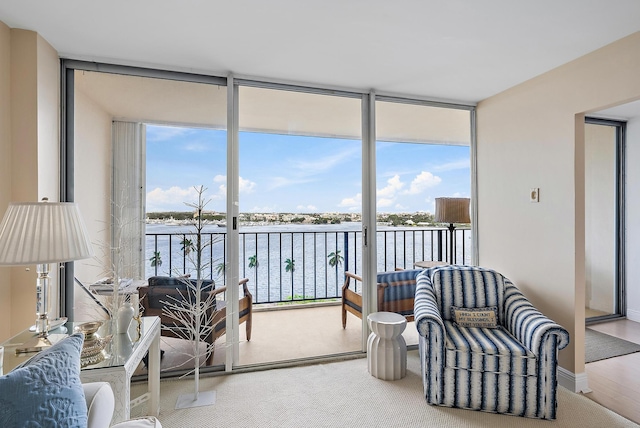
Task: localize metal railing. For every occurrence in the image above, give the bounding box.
[146,226,471,305]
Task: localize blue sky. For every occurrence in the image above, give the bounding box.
[146,124,470,214]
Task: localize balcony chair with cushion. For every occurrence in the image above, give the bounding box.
[414,265,570,419]
[342,269,424,328]
[138,276,253,364]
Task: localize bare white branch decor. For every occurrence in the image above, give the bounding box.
[160,186,221,408]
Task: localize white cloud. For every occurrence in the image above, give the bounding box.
[339,193,361,208]
[146,186,201,211]
[377,175,404,199]
[212,175,256,195]
[239,177,256,194]
[377,198,394,208]
[404,171,441,195]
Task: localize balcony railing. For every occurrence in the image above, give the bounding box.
[146,226,471,305]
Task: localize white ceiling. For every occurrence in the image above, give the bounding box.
[593,100,640,121]
[1,1,640,104]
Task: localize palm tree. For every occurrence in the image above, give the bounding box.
[248,255,258,269]
[215,262,226,277]
[284,258,295,301]
[328,250,343,268]
[285,258,295,273]
[180,237,194,256]
[149,251,162,267]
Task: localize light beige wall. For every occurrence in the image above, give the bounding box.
[8,29,40,337]
[477,32,640,376]
[0,28,61,339]
[584,123,615,313]
[0,21,11,340]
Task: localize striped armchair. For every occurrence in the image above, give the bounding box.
[414,265,569,419]
[341,269,423,328]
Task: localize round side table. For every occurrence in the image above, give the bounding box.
[367,311,407,380]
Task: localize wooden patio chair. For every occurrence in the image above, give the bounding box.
[138,276,253,365]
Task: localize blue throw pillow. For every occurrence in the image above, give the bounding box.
[0,333,88,428]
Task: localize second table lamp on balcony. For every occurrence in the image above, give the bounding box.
[434,197,470,264]
[0,198,93,353]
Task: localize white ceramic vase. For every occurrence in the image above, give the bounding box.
[117,301,134,334]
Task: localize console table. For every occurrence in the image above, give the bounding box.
[1,316,160,425]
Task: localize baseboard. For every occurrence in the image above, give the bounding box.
[558,367,591,393]
[626,309,640,323]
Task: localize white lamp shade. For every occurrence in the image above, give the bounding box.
[0,201,94,265]
[434,197,471,224]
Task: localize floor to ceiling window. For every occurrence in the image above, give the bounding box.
[63,61,476,376]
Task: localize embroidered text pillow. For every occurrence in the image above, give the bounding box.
[451,306,498,328]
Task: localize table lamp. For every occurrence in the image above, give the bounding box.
[0,198,93,353]
[434,197,470,264]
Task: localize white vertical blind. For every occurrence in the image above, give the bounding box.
[112,121,146,279]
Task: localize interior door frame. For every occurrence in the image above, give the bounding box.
[584,116,626,323]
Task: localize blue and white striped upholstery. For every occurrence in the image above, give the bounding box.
[415,265,570,420]
[377,269,423,316]
[342,269,426,328]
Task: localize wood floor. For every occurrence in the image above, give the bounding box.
[585,319,640,424]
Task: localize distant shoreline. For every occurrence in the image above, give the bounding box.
[146,210,439,228]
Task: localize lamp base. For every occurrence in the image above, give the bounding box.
[15,333,67,355]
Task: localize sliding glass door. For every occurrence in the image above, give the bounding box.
[233,83,363,366]
[374,99,472,348]
[68,65,228,375]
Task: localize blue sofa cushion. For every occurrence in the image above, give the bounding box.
[0,333,87,428]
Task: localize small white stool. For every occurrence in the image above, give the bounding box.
[367,311,407,380]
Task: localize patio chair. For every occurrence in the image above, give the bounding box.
[414,265,569,419]
[341,269,424,328]
[138,276,253,365]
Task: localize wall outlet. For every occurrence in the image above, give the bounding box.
[530,188,539,202]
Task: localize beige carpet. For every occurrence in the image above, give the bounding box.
[131,350,638,428]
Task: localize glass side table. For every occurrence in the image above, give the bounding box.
[1,316,160,425]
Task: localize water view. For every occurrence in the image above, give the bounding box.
[145,222,471,304]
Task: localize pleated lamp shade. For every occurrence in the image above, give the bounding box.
[0,201,93,265]
[434,197,471,224]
